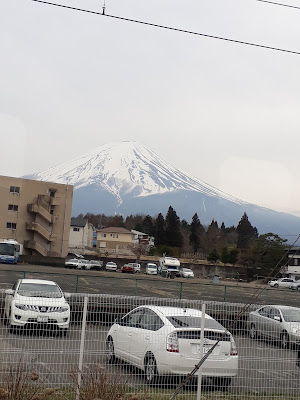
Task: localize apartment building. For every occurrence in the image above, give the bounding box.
[0,175,73,257]
[97,227,134,255]
[69,218,94,251]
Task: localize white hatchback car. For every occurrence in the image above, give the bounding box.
[180,268,195,278]
[106,306,238,387]
[105,261,118,272]
[4,279,70,336]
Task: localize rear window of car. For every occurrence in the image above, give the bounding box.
[166,316,225,330]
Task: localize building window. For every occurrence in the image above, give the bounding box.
[73,227,80,232]
[50,206,54,215]
[49,188,56,197]
[6,222,16,230]
[8,204,18,211]
[10,186,20,194]
[102,233,106,237]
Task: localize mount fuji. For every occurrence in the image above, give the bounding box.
[25,141,300,236]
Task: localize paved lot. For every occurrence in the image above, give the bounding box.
[0,263,299,306]
[0,323,299,395]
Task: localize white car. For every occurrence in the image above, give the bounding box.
[106,306,238,387]
[268,278,295,288]
[146,263,158,275]
[180,268,194,278]
[65,258,82,269]
[86,260,103,270]
[4,279,70,336]
[128,263,141,273]
[105,261,118,272]
[249,305,300,349]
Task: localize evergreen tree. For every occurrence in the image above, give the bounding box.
[142,215,154,235]
[154,213,166,246]
[189,213,205,253]
[165,206,183,248]
[207,248,219,262]
[228,248,239,265]
[237,212,258,249]
[220,247,230,264]
[206,220,219,252]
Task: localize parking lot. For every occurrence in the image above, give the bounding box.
[1,263,300,397]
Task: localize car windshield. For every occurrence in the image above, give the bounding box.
[91,261,100,264]
[281,309,300,322]
[148,265,156,269]
[17,283,62,298]
[68,259,78,262]
[167,316,225,330]
[182,268,191,272]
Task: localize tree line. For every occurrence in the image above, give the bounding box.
[77,206,287,280]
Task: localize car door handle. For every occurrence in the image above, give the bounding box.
[128,332,132,337]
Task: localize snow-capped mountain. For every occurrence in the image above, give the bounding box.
[25,141,300,237]
[28,141,245,206]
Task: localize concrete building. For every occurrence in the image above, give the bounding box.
[97,227,134,255]
[69,218,93,252]
[285,246,300,280]
[0,175,73,257]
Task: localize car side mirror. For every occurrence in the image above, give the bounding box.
[5,289,14,295]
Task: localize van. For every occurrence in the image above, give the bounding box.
[146,263,158,275]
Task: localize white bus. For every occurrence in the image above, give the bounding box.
[0,240,22,264]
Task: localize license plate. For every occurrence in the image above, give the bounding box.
[196,344,212,354]
[37,316,48,323]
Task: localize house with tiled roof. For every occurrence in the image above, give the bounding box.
[96,227,134,255]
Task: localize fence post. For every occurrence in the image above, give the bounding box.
[224,285,227,302]
[75,275,79,293]
[23,271,26,279]
[179,282,183,299]
[135,279,138,296]
[197,303,206,400]
[76,296,88,400]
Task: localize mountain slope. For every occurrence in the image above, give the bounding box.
[25,141,300,237]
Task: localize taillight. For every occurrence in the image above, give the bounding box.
[166,331,179,353]
[230,335,238,356]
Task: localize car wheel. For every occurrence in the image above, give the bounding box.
[274,284,278,288]
[249,324,257,340]
[106,337,116,364]
[297,286,300,291]
[144,354,158,385]
[281,331,289,349]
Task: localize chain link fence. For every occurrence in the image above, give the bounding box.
[0,280,299,399]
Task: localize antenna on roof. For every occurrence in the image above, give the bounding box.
[102,0,106,15]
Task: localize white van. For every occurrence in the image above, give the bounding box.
[146,263,158,275]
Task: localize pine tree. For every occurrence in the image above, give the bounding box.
[206,220,219,252]
[142,215,154,235]
[189,213,204,253]
[237,212,258,249]
[165,206,183,248]
[154,213,165,246]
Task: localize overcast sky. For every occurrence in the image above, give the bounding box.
[1,0,300,216]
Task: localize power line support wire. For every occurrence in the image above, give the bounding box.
[32,0,300,56]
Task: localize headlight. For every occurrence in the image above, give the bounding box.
[59,306,69,313]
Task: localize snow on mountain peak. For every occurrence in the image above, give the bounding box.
[26,141,245,206]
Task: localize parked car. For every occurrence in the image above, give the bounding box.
[86,260,103,271]
[289,280,300,290]
[128,263,141,273]
[4,279,70,336]
[121,264,134,273]
[106,305,238,387]
[105,261,118,272]
[179,268,194,278]
[146,263,158,275]
[268,278,295,288]
[249,305,300,349]
[65,258,84,269]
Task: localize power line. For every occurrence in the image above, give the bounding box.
[32,0,300,56]
[257,0,300,11]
